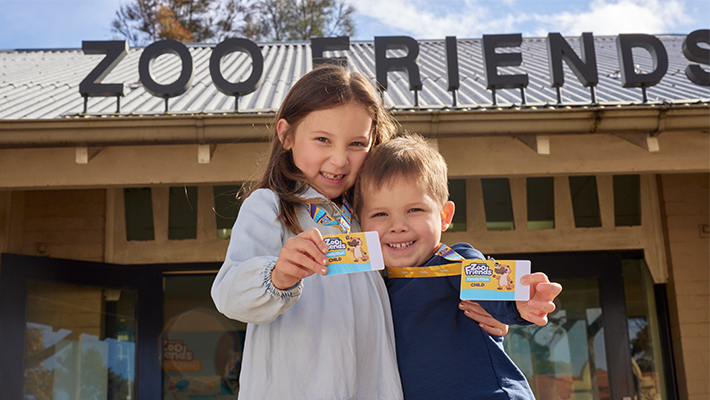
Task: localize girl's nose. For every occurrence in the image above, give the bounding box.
[329,148,348,168]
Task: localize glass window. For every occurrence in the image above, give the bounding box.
[448,179,467,232]
[162,274,246,398]
[569,176,602,228]
[213,185,244,239]
[24,282,137,400]
[168,186,198,240]
[481,178,515,231]
[527,177,555,230]
[614,175,641,226]
[505,278,609,399]
[623,259,669,400]
[124,188,155,241]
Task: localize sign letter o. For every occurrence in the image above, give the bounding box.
[139,40,194,98]
[210,38,264,96]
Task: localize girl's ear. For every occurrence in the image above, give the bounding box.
[276,119,292,150]
[440,201,455,232]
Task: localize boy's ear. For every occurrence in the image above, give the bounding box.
[440,201,455,231]
[276,119,292,150]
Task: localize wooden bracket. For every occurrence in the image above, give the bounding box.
[615,133,660,152]
[198,144,217,164]
[518,135,550,155]
[75,147,103,164]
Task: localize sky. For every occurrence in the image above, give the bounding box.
[0,0,708,50]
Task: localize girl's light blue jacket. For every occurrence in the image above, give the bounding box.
[211,187,403,400]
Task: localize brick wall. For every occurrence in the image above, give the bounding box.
[10,189,106,262]
[660,173,710,400]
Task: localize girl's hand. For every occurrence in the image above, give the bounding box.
[516,272,563,326]
[459,301,509,337]
[272,228,330,290]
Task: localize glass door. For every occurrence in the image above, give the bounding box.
[494,252,636,400]
[0,253,163,400]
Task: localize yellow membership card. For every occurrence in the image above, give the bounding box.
[460,260,531,301]
[322,231,385,276]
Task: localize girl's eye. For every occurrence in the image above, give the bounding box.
[315,137,330,143]
[350,141,366,147]
[371,212,387,218]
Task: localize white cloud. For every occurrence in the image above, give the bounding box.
[348,0,525,39]
[531,0,693,36]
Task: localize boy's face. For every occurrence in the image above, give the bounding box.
[360,178,454,268]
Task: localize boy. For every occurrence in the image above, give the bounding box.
[356,135,561,400]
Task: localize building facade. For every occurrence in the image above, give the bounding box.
[0,33,708,400]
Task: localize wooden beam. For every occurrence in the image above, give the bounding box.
[615,133,660,152]
[198,144,216,164]
[517,135,550,155]
[75,147,103,164]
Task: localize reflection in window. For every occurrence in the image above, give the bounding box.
[24,282,137,400]
[569,176,602,228]
[623,259,669,400]
[614,175,641,226]
[527,177,555,230]
[213,185,244,239]
[168,186,198,240]
[448,179,467,232]
[482,178,515,231]
[124,188,155,241]
[505,278,609,399]
[163,274,246,398]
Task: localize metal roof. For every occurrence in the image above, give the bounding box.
[0,35,708,120]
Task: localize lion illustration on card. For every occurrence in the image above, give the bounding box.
[346,236,369,262]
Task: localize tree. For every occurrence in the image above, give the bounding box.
[250,0,355,41]
[112,0,356,45]
[112,0,250,46]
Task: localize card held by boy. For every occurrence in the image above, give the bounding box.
[460,260,531,301]
[322,232,385,276]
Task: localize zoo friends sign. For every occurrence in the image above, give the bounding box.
[460,260,531,301]
[322,232,385,276]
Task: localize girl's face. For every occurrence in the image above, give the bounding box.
[278,102,373,200]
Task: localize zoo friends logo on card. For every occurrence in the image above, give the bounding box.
[460,260,530,301]
[322,231,384,276]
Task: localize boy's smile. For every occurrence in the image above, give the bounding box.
[360,178,454,269]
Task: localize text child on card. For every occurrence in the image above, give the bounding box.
[356,135,563,400]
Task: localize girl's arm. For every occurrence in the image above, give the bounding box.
[211,189,305,324]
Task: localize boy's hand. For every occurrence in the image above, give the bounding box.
[272,228,329,290]
[516,273,562,326]
[459,301,509,337]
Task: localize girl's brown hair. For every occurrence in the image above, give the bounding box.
[252,64,396,234]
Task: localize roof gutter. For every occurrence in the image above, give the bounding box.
[0,105,707,149]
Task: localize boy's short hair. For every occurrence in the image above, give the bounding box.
[355,134,449,213]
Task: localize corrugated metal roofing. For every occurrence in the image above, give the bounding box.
[0,35,708,119]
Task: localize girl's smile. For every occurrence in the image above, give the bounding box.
[278,102,373,200]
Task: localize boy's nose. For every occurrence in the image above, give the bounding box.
[389,218,408,233]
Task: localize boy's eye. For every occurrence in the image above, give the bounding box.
[408,208,424,213]
[371,212,387,218]
[350,141,366,147]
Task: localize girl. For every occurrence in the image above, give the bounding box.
[211,65,403,399]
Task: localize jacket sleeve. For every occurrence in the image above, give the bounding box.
[211,189,302,325]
